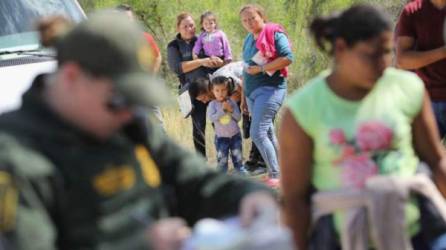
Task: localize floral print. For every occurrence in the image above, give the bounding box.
[329,128,347,145]
[330,121,395,188]
[340,154,379,188]
[356,121,393,152]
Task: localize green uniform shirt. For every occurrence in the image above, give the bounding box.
[0,74,268,250]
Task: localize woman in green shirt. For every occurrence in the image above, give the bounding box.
[279,4,446,250]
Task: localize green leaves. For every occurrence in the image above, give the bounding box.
[77,0,405,90]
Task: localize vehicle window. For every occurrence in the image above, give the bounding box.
[0,0,84,51]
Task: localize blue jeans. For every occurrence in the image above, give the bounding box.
[432,101,446,139]
[432,233,446,250]
[215,133,243,173]
[246,86,286,178]
[411,232,446,250]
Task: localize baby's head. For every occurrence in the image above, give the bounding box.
[200,11,218,33]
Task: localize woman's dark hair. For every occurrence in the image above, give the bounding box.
[239,4,267,22]
[309,4,391,54]
[200,11,218,32]
[189,77,211,99]
[211,76,236,95]
[176,12,193,28]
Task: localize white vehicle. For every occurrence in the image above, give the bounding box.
[0,0,85,114]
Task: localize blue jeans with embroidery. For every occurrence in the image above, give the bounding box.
[432,101,446,139]
[215,133,243,173]
[246,86,286,178]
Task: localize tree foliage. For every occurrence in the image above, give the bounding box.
[77,0,407,90]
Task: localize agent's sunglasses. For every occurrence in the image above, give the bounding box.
[106,91,132,112]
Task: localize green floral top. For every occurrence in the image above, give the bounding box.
[286,67,425,235]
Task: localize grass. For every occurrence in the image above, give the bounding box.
[162,106,254,169]
[161,104,285,172]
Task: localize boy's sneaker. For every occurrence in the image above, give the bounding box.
[264,177,280,189]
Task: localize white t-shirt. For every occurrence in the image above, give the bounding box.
[210,61,243,86]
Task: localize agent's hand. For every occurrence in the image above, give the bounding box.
[239,191,279,227]
[147,218,191,250]
[246,65,262,75]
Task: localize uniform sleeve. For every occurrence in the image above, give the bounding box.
[0,134,57,250]
[275,32,293,62]
[395,7,416,38]
[167,41,183,75]
[146,125,271,225]
[220,31,232,61]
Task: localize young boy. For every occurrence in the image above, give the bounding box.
[207,76,247,174]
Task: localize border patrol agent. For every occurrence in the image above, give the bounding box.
[0,11,275,250]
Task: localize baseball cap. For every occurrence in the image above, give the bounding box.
[55,10,171,107]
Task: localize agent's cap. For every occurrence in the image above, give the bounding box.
[56,10,171,108]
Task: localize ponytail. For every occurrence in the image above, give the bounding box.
[309,14,340,54]
[227,77,236,95]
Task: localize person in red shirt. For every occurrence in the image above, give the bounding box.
[143,32,162,72]
[395,0,446,138]
[117,4,162,73]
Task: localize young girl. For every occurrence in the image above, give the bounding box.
[192,11,232,65]
[279,4,446,250]
[207,76,247,175]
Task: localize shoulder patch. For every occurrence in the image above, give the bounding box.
[135,145,161,188]
[93,166,136,196]
[0,171,18,232]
